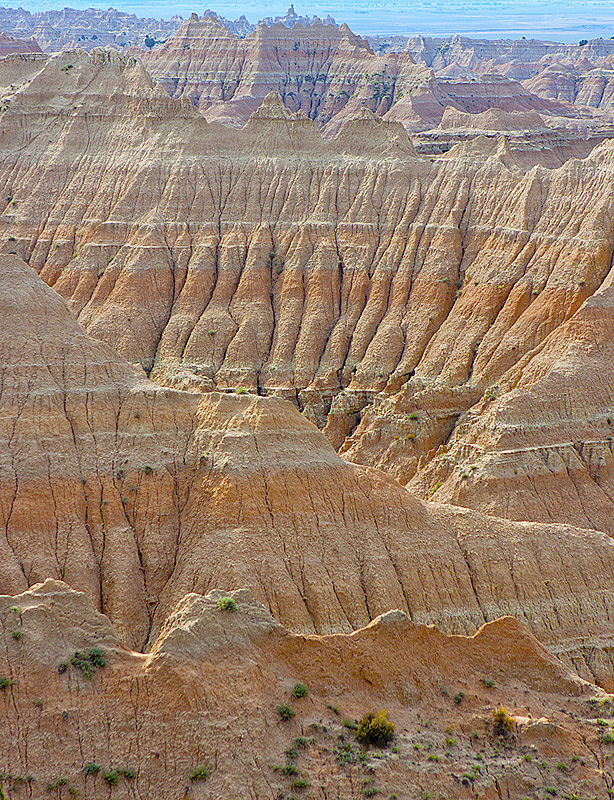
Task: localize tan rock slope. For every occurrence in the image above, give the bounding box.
[5,254,614,687]
[2,49,614,544]
[1,580,612,799]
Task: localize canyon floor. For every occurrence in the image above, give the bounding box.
[0,14,614,799]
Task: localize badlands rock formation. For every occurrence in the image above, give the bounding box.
[0,6,182,52]
[141,15,580,133]
[8,253,614,690]
[0,31,41,57]
[2,49,614,541]
[2,33,614,799]
[2,580,613,799]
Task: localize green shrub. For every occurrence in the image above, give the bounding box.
[482,678,494,688]
[83,763,101,775]
[11,630,21,640]
[102,771,119,786]
[277,703,296,721]
[190,765,210,782]
[291,778,310,789]
[235,387,248,395]
[120,768,136,779]
[71,647,106,678]
[0,676,13,690]
[603,731,614,744]
[492,706,514,737]
[453,692,465,705]
[88,647,106,667]
[292,683,308,699]
[355,710,395,748]
[293,736,308,749]
[217,596,237,612]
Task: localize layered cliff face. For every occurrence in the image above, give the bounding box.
[2,50,614,546]
[140,16,583,134]
[0,31,41,57]
[141,15,436,129]
[9,253,614,688]
[4,39,614,797]
[2,580,612,799]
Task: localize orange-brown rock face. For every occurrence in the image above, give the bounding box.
[1,580,611,799]
[3,50,614,549]
[6,254,614,687]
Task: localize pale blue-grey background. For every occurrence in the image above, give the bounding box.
[11,0,614,43]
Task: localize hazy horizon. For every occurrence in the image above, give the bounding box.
[5,0,614,43]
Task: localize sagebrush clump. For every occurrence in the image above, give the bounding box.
[492,705,515,737]
[355,710,395,747]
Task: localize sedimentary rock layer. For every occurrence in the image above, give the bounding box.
[4,254,614,686]
[1,580,610,799]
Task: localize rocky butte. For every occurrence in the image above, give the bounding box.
[0,34,614,800]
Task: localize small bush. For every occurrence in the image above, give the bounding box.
[102,771,119,786]
[343,718,357,730]
[492,706,515,737]
[482,678,494,688]
[0,676,13,690]
[453,692,465,705]
[281,764,298,776]
[355,710,395,748]
[190,765,210,782]
[292,683,308,698]
[88,647,106,667]
[293,736,308,749]
[428,754,439,762]
[71,648,106,679]
[217,596,237,612]
[120,768,136,779]
[235,387,248,395]
[83,763,101,775]
[523,753,532,762]
[603,731,614,744]
[277,703,296,721]
[11,630,21,640]
[291,778,310,789]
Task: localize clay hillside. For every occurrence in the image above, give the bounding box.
[140,14,595,135]
[1,40,614,800]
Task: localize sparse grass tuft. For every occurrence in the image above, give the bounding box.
[292,683,308,699]
[190,765,210,782]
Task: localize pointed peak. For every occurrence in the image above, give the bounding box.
[248,92,307,122]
